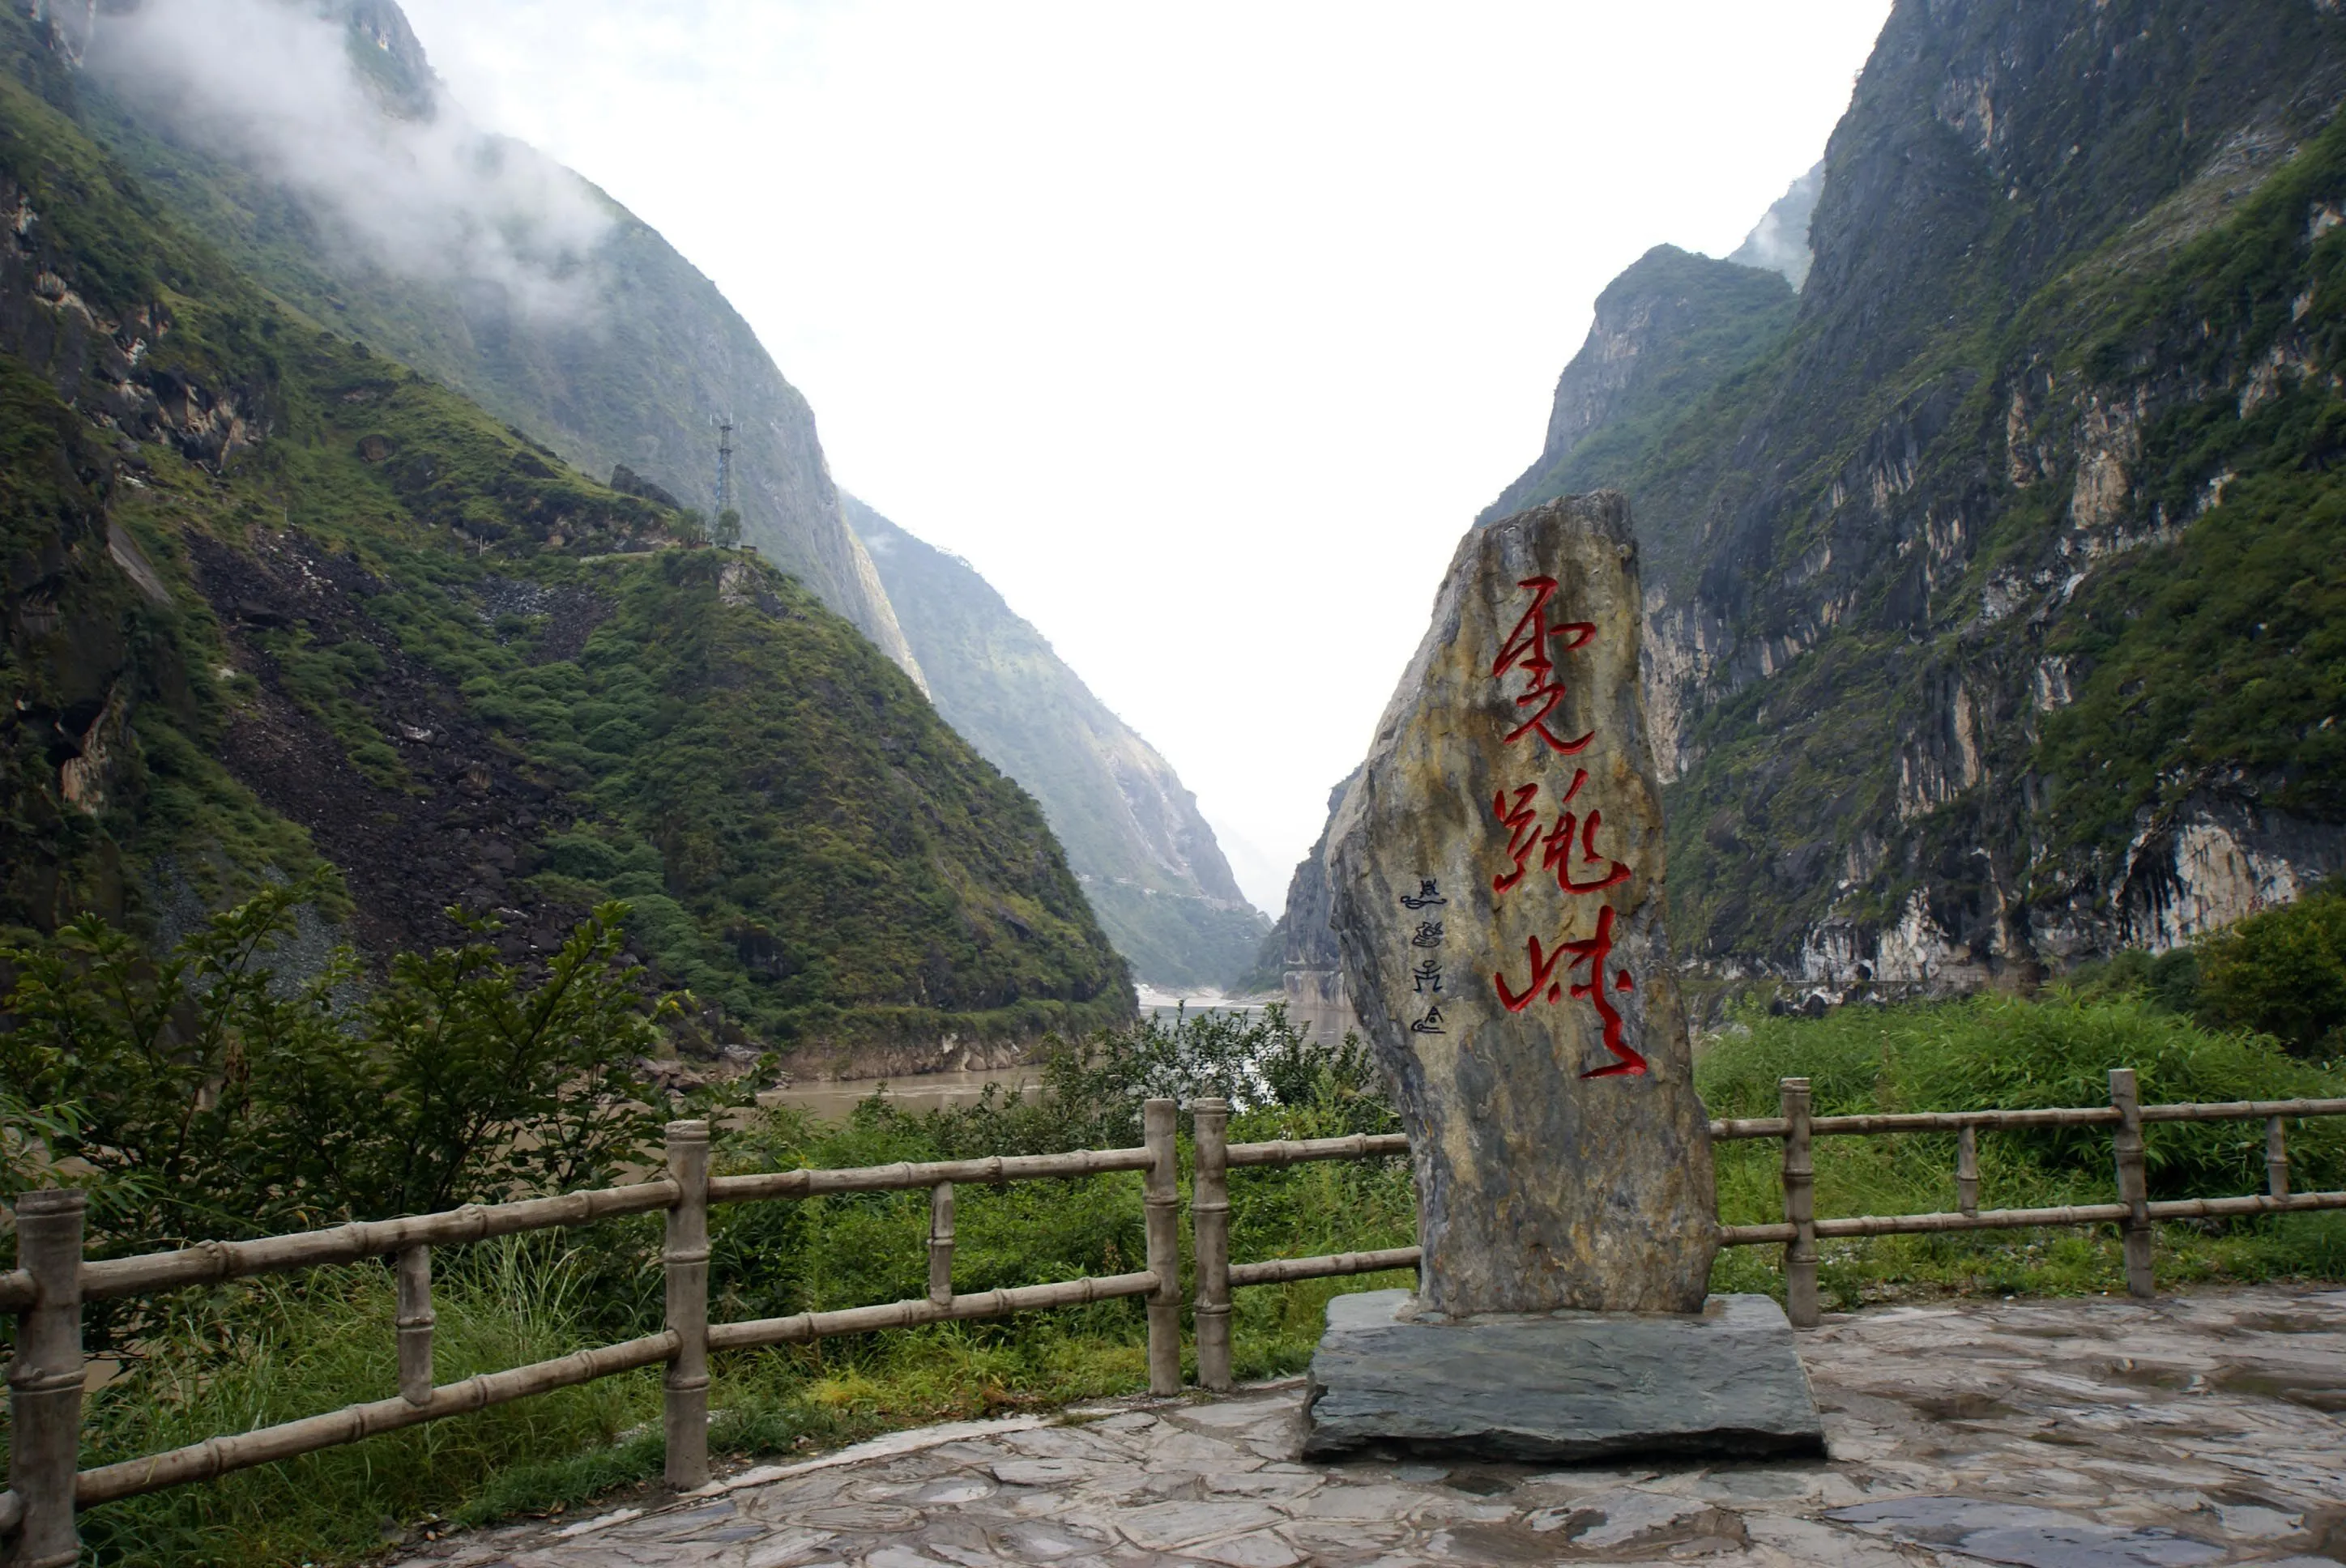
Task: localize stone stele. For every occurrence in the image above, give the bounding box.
[1328,492,1717,1316]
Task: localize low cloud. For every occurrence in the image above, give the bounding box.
[88,0,612,317]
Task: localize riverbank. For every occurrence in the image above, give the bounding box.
[753,988,1279,1117]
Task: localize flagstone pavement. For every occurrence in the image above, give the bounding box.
[395,1286,2346,1567]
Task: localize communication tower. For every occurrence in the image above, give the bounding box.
[714,418,735,517]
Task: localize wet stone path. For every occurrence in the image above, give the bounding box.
[399,1287,2346,1567]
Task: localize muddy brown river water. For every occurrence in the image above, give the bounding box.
[757,992,1277,1123]
[757,1067,1039,1123]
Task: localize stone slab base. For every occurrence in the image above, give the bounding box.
[1303,1289,1825,1463]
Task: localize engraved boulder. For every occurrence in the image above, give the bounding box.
[1328,492,1717,1315]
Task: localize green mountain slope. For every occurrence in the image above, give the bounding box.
[0,6,1129,1050]
[1480,245,1798,528]
[70,0,925,684]
[845,496,1268,989]
[1481,0,2346,992]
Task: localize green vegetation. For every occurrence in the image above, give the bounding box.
[76,1246,659,1567]
[15,969,2342,1566]
[2037,106,2346,848]
[0,882,686,1267]
[1465,3,2346,971]
[1703,989,2346,1306]
[2182,885,2346,1057]
[0,2,1130,1048]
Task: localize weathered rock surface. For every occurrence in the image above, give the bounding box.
[1329,494,1717,1314]
[1474,3,2346,997]
[1302,1289,1824,1464]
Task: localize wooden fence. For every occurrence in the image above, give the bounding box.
[1180,1069,2346,1389]
[0,1103,1185,1568]
[5,1074,2346,1561]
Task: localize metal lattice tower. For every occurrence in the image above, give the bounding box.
[714,419,735,517]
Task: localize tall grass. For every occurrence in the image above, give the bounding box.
[1700,991,2346,1305]
[71,1238,652,1566]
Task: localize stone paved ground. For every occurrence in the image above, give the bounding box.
[399,1286,2346,1567]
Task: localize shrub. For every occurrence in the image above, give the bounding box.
[0,878,683,1269]
[2195,887,2346,1057]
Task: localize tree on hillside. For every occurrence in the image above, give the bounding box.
[714,507,743,549]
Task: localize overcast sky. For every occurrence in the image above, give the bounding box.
[398,0,1894,914]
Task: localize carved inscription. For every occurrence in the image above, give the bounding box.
[1400,880,1448,1035]
[1487,575,1647,1079]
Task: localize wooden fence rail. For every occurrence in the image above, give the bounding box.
[1189,1068,2346,1383]
[0,1101,1184,1564]
[8,1075,2346,1557]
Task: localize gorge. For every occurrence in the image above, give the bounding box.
[1265,0,2346,1021]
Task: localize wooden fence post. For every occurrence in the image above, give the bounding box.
[6,1189,87,1568]
[1780,1079,1819,1328]
[663,1121,711,1490]
[1142,1098,1182,1396]
[2266,1116,2289,1199]
[395,1245,434,1406]
[1956,1124,1981,1218]
[928,1183,955,1307]
[2109,1068,2154,1299]
[1191,1098,1233,1393]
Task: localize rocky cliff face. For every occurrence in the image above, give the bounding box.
[1260,0,2346,1012]
[1241,771,1362,1036]
[845,496,1267,989]
[75,0,925,684]
[1485,0,2346,1001]
[1482,246,1797,533]
[1728,162,1823,291]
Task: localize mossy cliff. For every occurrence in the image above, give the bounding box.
[51,0,1278,991]
[0,6,1130,1052]
[67,0,923,682]
[1474,0,2346,998]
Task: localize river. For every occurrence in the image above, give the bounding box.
[759,987,1275,1122]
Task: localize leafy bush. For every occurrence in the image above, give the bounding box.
[1,879,678,1269]
[2194,887,2346,1058]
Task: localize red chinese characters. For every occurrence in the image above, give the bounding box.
[1488,770,1632,898]
[1492,906,1643,1077]
[1487,575,1645,1079]
[1491,576,1597,754]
